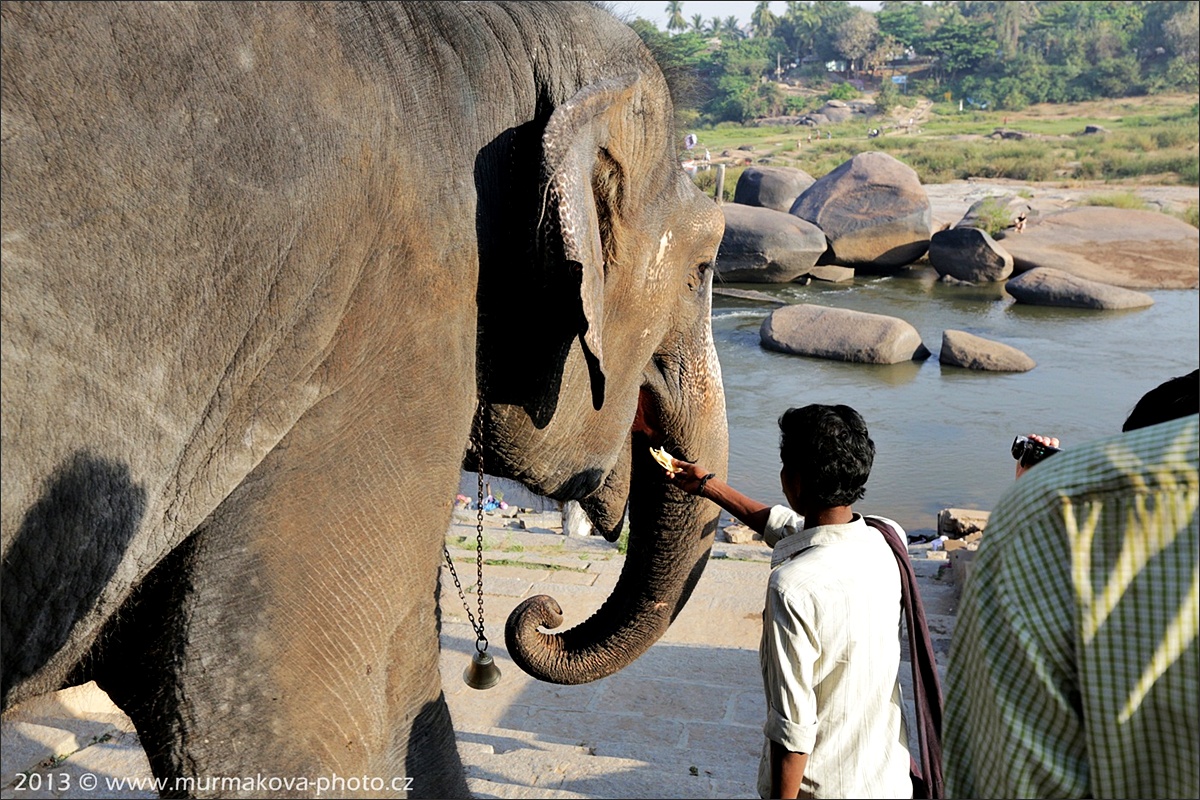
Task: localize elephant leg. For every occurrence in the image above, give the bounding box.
[95,365,475,797]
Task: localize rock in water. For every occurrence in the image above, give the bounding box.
[760,304,930,364]
[1006,268,1155,310]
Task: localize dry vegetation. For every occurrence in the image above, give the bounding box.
[687,93,1199,226]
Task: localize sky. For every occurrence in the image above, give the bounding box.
[608,1,883,31]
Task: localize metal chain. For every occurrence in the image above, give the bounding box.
[443,409,489,653]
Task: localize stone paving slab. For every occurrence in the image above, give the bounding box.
[0,685,153,800]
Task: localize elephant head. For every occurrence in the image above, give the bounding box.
[472,57,729,685]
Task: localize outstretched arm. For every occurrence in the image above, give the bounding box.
[666,459,772,534]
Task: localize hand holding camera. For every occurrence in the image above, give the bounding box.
[1012,434,1062,478]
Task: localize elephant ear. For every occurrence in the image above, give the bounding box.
[541,73,638,411]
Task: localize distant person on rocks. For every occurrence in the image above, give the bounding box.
[1012,205,1030,233]
[945,369,1200,799]
[662,405,922,799]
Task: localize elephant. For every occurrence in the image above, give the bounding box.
[0,1,728,797]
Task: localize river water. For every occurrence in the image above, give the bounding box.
[467,269,1197,537]
[712,268,1199,535]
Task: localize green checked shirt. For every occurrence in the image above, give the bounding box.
[945,414,1199,799]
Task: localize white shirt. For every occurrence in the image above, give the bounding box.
[758,506,912,799]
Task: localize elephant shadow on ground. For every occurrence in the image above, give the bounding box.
[440,628,765,799]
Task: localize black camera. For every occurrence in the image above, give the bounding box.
[1011,435,1062,469]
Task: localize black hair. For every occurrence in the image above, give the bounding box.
[1122,369,1199,432]
[778,404,875,508]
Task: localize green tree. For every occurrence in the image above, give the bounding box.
[751,1,778,39]
[991,1,1031,58]
[690,13,704,33]
[877,1,927,51]
[665,1,686,35]
[782,1,822,60]
[722,16,745,40]
[811,1,857,63]
[834,9,880,76]
[874,78,902,112]
[701,37,772,121]
[1163,1,1200,61]
[867,33,901,76]
[924,14,993,80]
[1137,0,1196,56]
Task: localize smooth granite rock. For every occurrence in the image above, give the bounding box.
[1005,267,1155,309]
[760,304,930,363]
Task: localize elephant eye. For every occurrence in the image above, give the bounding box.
[687,261,712,292]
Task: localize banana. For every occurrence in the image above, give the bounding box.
[649,446,680,474]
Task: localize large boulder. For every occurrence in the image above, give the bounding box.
[817,100,855,123]
[955,195,1034,235]
[1005,268,1155,310]
[716,203,828,283]
[733,166,816,213]
[760,304,930,364]
[790,151,932,271]
[939,330,1035,372]
[929,227,1014,282]
[1001,207,1199,289]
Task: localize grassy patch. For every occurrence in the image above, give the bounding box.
[1174,203,1200,228]
[688,94,1198,187]
[482,558,587,572]
[1082,191,1152,210]
[966,197,1018,236]
[616,527,630,555]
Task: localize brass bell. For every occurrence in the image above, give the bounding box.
[463,649,501,690]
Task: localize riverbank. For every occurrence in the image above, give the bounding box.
[691,93,1200,195]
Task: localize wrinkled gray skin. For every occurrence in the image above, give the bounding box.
[0,2,728,797]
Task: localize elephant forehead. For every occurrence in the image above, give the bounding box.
[654,231,674,269]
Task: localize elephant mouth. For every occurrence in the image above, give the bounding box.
[632,385,668,448]
[580,385,666,542]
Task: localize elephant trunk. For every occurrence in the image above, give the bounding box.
[505,385,727,684]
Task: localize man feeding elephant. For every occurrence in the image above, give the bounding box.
[1,2,728,796]
[665,406,931,799]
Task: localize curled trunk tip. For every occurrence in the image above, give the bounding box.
[505,595,569,679]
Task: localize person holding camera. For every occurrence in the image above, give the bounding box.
[945,370,1199,799]
[663,404,926,799]
[1010,433,1061,478]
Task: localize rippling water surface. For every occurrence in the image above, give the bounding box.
[712,269,1199,534]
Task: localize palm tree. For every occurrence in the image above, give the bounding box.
[707,16,722,36]
[722,15,744,40]
[751,1,778,39]
[690,13,704,33]
[665,1,686,35]
[785,1,821,60]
